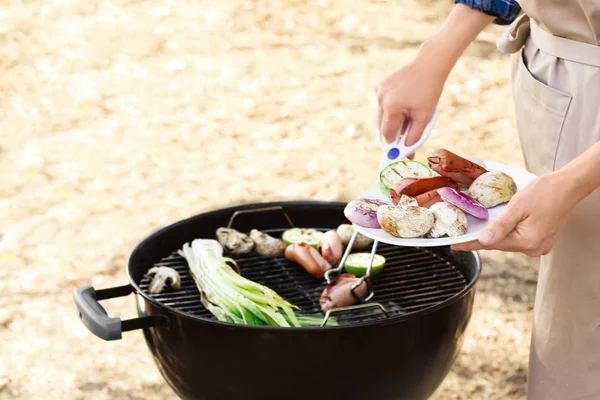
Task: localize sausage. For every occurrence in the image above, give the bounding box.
[427,149,487,186]
[318,230,344,265]
[284,242,332,279]
[319,273,368,312]
[390,176,458,205]
[415,189,443,208]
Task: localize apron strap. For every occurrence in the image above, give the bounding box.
[497,13,531,54]
[529,19,600,67]
[496,13,600,67]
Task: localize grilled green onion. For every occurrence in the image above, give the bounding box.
[179,239,336,327]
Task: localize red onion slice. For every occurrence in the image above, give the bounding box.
[344,198,387,228]
[437,187,489,220]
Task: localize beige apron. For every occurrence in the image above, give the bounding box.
[497,5,600,400]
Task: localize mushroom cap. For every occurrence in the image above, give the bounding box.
[377,202,434,238]
[428,202,468,238]
[216,227,254,254]
[468,171,517,208]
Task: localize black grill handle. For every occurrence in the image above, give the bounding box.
[227,205,295,229]
[73,284,166,341]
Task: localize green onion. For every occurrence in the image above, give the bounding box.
[178,239,336,327]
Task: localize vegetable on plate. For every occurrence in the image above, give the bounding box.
[379,160,433,194]
[343,253,386,276]
[437,186,489,220]
[377,195,435,238]
[428,202,468,238]
[344,198,388,229]
[468,171,517,208]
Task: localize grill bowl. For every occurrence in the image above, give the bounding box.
[74,201,481,400]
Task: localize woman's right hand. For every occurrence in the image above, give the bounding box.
[374,4,496,148]
[375,46,449,147]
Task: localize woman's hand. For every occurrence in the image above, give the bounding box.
[451,175,576,256]
[375,51,447,148]
[374,4,495,148]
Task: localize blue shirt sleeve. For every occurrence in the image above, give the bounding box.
[454,0,521,25]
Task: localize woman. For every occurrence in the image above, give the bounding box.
[375,1,600,399]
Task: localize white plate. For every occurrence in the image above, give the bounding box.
[352,161,537,247]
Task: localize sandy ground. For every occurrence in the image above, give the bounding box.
[0,0,538,399]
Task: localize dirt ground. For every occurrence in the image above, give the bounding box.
[0,0,539,399]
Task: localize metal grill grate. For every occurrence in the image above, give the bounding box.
[139,230,468,326]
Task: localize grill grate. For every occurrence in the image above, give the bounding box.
[138,230,468,326]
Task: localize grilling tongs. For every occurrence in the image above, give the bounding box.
[324,105,440,308]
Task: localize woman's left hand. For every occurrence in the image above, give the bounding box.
[451,174,575,256]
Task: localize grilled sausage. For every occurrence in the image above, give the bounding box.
[390,176,458,205]
[319,273,368,312]
[427,149,487,187]
[415,189,443,208]
[318,230,344,265]
[284,242,332,279]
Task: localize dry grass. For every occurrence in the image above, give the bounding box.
[0,0,537,398]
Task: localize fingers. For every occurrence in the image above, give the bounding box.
[381,113,404,145]
[478,202,524,245]
[451,233,524,253]
[405,117,429,146]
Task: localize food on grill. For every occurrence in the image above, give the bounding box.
[414,189,443,208]
[146,266,181,294]
[179,238,304,327]
[281,228,324,248]
[468,171,518,208]
[216,228,254,255]
[390,176,459,205]
[284,242,332,279]
[317,230,344,265]
[437,186,489,219]
[343,253,386,276]
[427,148,488,187]
[377,195,435,238]
[249,229,286,256]
[379,160,433,194]
[319,273,368,312]
[343,198,388,228]
[336,224,374,250]
[428,202,468,238]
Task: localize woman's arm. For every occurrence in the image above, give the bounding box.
[558,142,600,204]
[376,5,495,145]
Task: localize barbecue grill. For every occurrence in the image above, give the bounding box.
[74,201,481,400]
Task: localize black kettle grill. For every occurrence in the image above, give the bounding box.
[73,201,481,400]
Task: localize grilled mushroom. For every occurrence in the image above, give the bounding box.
[468,171,517,208]
[216,227,254,254]
[146,266,181,294]
[249,229,285,256]
[336,224,374,250]
[377,196,434,238]
[428,202,468,238]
